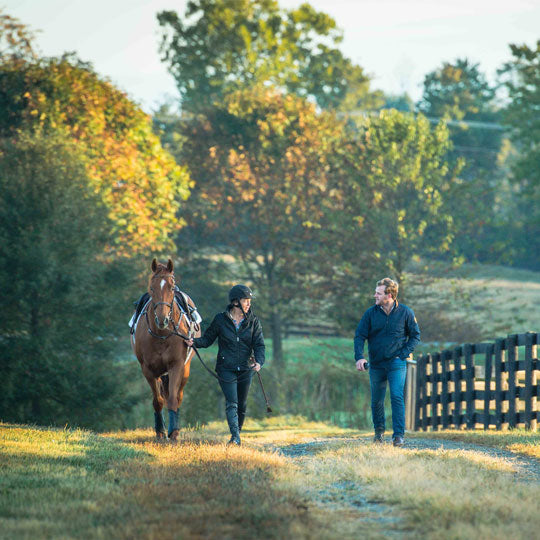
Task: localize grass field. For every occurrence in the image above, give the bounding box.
[405,260,540,345]
[2,417,539,539]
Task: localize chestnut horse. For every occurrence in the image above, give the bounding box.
[131,258,200,441]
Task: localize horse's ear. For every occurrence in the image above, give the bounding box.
[167,258,174,273]
[151,258,157,272]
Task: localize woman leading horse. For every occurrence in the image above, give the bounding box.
[185,285,265,445]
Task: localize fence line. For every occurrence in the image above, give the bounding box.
[404,332,539,431]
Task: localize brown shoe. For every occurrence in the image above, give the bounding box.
[373,432,384,444]
[392,436,404,447]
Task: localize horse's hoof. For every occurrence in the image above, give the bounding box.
[169,430,179,442]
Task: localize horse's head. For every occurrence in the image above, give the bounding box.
[149,258,176,330]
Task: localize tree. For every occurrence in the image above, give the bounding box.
[0,133,141,429]
[178,85,346,365]
[0,8,37,61]
[417,58,507,263]
[499,40,540,269]
[157,0,380,112]
[322,110,460,329]
[0,53,191,255]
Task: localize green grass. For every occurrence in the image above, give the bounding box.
[2,419,539,539]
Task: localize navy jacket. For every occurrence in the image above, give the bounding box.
[354,302,420,365]
[194,310,265,370]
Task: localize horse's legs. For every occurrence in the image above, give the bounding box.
[142,366,166,439]
[166,364,183,441]
[176,352,192,409]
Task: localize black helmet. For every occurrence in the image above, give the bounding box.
[228,284,254,303]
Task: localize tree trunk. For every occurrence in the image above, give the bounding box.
[270,308,284,368]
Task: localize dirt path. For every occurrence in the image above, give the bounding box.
[271,436,540,539]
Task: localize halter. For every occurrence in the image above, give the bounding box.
[143,273,193,341]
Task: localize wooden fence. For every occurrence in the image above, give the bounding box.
[405,332,540,431]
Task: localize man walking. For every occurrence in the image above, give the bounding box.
[355,278,420,447]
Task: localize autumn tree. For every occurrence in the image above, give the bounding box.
[0,8,37,61]
[0,52,191,255]
[157,0,381,112]
[178,85,346,365]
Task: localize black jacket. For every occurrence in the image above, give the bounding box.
[193,310,265,370]
[354,302,420,365]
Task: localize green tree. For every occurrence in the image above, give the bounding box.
[417,58,507,263]
[157,0,380,112]
[0,52,191,255]
[0,133,140,429]
[323,110,460,329]
[178,85,346,365]
[499,40,540,269]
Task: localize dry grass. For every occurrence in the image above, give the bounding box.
[410,429,540,459]
[2,419,539,539]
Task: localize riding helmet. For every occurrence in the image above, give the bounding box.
[228,284,254,302]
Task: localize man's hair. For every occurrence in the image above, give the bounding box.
[377,277,399,300]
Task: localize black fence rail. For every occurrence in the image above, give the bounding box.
[406,332,540,431]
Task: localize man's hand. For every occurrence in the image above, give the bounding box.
[251,362,261,372]
[184,338,194,347]
[356,359,368,371]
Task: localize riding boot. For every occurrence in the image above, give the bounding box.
[225,402,241,445]
[238,410,245,432]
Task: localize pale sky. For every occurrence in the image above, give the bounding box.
[3,0,539,112]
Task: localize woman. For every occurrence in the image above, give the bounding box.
[185,284,265,445]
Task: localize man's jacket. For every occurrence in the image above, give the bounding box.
[354,302,420,365]
[193,310,265,370]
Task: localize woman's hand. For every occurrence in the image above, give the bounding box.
[251,362,261,372]
[184,338,194,347]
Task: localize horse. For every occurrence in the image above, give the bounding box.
[131,258,201,441]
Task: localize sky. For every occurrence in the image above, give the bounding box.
[3,0,539,112]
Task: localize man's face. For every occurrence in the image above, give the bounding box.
[374,285,392,306]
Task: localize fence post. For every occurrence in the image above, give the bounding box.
[524,332,535,430]
[414,355,423,431]
[452,347,462,428]
[430,352,440,430]
[405,358,417,431]
[464,343,475,429]
[494,338,504,430]
[484,344,494,429]
[422,354,430,431]
[441,350,450,429]
[507,334,518,428]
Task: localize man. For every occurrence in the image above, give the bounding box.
[354,278,420,447]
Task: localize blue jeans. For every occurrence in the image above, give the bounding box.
[369,357,407,438]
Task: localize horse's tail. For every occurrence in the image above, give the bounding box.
[159,373,169,400]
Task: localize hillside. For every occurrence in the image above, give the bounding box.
[1,418,539,539]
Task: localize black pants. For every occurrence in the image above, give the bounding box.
[217,367,253,432]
